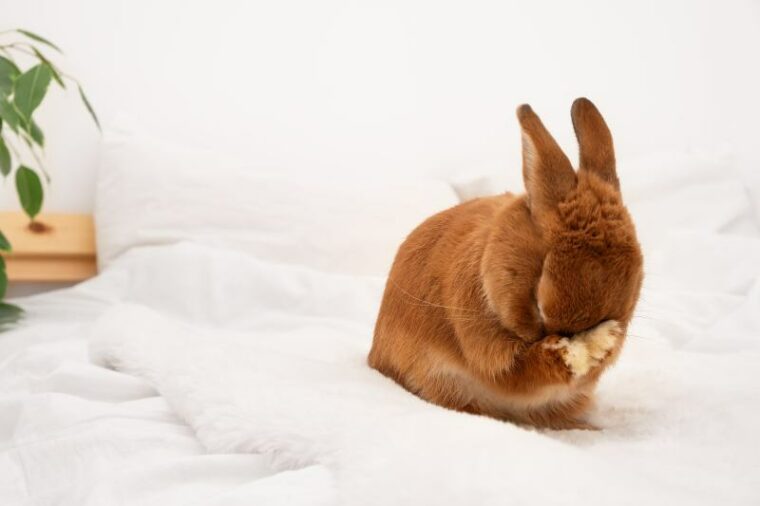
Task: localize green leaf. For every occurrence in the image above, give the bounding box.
[6,109,43,148]
[0,230,9,251]
[77,84,100,130]
[29,120,44,147]
[16,29,62,53]
[0,268,6,300]
[15,166,43,220]
[0,55,20,96]
[0,302,24,331]
[0,136,10,176]
[13,63,52,120]
[29,47,65,89]
[0,97,21,132]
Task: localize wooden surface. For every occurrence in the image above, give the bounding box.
[0,212,97,282]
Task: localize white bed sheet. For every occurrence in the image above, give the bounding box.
[81,241,760,505]
[0,274,336,505]
[1,152,759,505]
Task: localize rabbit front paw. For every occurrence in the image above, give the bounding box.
[543,320,622,377]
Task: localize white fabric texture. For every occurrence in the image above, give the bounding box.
[84,236,760,506]
[95,131,460,276]
[0,253,340,506]
[1,150,759,504]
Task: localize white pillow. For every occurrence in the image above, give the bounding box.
[95,133,459,276]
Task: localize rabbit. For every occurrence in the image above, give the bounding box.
[368,98,643,430]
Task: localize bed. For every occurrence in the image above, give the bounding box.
[1,134,759,505]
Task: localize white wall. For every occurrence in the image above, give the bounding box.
[1,0,759,213]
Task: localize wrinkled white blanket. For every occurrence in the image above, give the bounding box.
[88,236,760,505]
[4,150,760,504]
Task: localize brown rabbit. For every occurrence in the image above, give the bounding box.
[368,98,643,429]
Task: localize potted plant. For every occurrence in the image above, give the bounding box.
[0,28,99,328]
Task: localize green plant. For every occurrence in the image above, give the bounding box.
[0,28,99,328]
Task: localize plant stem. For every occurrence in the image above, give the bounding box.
[1,43,67,90]
[21,136,48,180]
[4,129,49,181]
[1,132,22,161]
[0,43,37,58]
[5,126,49,182]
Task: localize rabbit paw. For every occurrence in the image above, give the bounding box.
[544,320,622,377]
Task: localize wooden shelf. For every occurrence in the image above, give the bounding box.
[0,212,97,282]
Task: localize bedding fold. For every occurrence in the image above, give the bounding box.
[88,270,760,505]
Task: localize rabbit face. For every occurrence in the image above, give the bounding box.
[536,175,643,336]
[519,99,643,338]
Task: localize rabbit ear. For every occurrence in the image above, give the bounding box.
[517,104,576,217]
[571,97,619,188]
